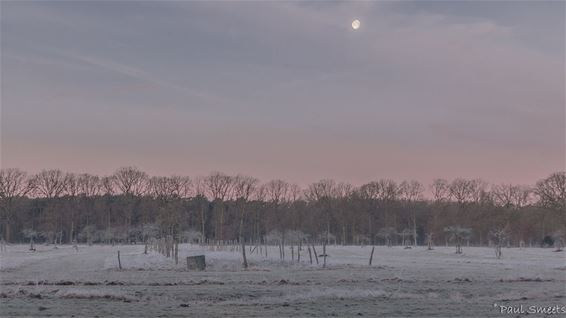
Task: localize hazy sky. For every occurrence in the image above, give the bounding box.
[1,1,564,186]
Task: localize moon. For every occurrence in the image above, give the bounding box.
[351,19,360,30]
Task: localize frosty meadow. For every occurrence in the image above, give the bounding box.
[1,243,565,317]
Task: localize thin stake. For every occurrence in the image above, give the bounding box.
[117,250,122,270]
[312,245,319,265]
[322,242,327,268]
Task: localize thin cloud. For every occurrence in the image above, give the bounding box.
[53,49,227,107]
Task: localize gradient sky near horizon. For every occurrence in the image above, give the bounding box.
[1,1,564,186]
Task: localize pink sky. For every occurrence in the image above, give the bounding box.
[1,1,564,187]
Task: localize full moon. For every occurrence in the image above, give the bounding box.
[351,19,360,30]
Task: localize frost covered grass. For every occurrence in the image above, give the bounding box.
[1,244,564,317]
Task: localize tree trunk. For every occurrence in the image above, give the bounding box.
[413,214,417,246]
[5,220,11,243]
[312,245,319,265]
[241,239,248,269]
[70,221,74,244]
[322,242,327,268]
[291,245,294,263]
[174,241,179,264]
[200,205,205,246]
[117,250,122,270]
[238,206,245,244]
[219,205,225,241]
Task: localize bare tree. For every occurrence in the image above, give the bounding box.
[233,175,259,268]
[264,179,290,255]
[429,179,451,244]
[305,179,338,246]
[334,182,353,245]
[534,172,566,239]
[449,178,475,206]
[377,227,396,247]
[469,179,489,204]
[358,181,381,244]
[63,173,81,243]
[490,226,509,259]
[0,169,33,241]
[359,182,381,200]
[264,179,290,204]
[31,170,68,199]
[150,175,192,200]
[170,176,192,199]
[113,167,148,196]
[286,183,300,200]
[430,179,450,203]
[378,179,401,233]
[535,172,566,213]
[77,174,101,197]
[425,232,434,250]
[204,172,233,241]
[76,174,101,235]
[193,176,208,244]
[113,167,149,230]
[22,228,38,251]
[399,180,424,246]
[101,176,116,196]
[444,226,472,254]
[30,170,69,244]
[551,230,564,252]
[491,184,533,209]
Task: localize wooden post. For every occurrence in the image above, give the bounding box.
[242,240,248,269]
[312,245,319,265]
[174,240,179,265]
[322,242,327,268]
[369,246,375,266]
[117,250,122,270]
[291,246,294,263]
[297,243,301,263]
[308,246,312,264]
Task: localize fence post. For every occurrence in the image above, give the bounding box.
[117,250,122,270]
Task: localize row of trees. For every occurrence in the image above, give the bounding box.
[0,167,564,248]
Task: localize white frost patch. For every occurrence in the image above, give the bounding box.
[281,287,389,301]
[3,244,564,277]
[0,245,81,271]
[225,287,441,306]
[55,288,136,302]
[103,251,170,270]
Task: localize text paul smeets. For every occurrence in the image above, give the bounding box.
[495,304,566,315]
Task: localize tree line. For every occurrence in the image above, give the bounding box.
[0,167,564,248]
